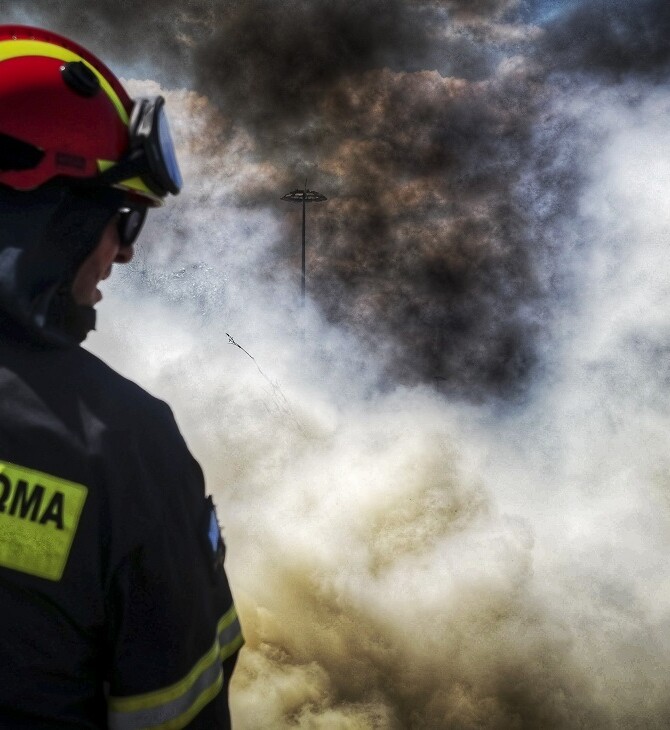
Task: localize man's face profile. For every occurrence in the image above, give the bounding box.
[70,215,134,307]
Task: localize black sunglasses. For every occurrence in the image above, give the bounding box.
[117,205,147,247]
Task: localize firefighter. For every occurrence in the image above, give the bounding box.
[0,25,242,729]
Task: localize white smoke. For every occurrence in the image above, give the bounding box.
[84,76,670,729]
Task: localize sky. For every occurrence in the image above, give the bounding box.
[4,1,670,727]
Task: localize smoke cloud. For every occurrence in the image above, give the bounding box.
[185,0,548,397]
[2,0,548,397]
[539,0,670,79]
[5,1,670,727]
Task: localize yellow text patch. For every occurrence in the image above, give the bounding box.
[0,460,88,581]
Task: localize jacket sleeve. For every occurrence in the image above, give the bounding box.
[102,404,243,730]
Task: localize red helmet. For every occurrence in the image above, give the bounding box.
[0,25,181,207]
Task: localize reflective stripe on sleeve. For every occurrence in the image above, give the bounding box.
[108,606,244,730]
[218,605,244,662]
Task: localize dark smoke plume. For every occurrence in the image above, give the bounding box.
[188,1,548,397]
[303,67,544,395]
[0,0,209,83]
[192,0,431,138]
[539,0,670,80]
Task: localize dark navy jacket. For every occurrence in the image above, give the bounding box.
[0,336,242,729]
[0,183,242,728]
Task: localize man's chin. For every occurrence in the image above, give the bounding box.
[73,289,102,307]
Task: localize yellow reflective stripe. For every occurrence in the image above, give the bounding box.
[109,667,223,730]
[109,639,220,715]
[0,460,88,582]
[108,606,243,729]
[0,39,128,124]
[220,632,244,662]
[97,160,163,207]
[217,605,238,634]
[217,605,244,661]
[159,672,223,730]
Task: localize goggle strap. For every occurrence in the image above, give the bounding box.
[95,150,147,188]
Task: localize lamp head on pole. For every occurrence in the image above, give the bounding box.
[281,188,327,204]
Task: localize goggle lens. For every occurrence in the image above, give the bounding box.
[117,206,147,247]
[95,96,182,202]
[157,106,183,194]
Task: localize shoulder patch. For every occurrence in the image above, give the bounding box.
[208,507,220,553]
[0,460,88,581]
[204,496,226,574]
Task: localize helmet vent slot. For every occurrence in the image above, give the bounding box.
[0,133,44,171]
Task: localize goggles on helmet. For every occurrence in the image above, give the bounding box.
[97,96,183,198]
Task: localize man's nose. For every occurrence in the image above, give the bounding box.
[114,244,134,264]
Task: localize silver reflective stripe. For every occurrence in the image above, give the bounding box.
[108,605,243,730]
[218,605,244,661]
[108,660,222,730]
[219,616,241,651]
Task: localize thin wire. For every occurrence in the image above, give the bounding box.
[226,333,306,435]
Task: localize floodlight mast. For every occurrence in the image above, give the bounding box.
[281,185,327,301]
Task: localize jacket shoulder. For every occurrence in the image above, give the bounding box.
[74,347,176,430]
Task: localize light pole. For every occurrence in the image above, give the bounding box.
[281,184,327,302]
